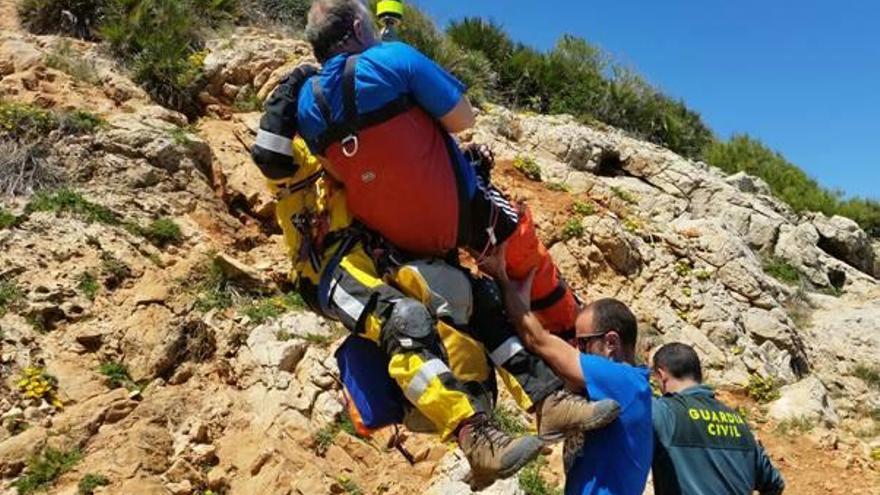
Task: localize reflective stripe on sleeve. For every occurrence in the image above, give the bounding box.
[330,278,366,322]
[255,130,294,157]
[404,359,450,404]
[489,336,525,366]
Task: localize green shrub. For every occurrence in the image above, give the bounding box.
[77,272,99,299]
[26,189,118,224]
[561,218,585,241]
[518,456,562,495]
[78,473,109,494]
[746,374,780,403]
[101,0,234,118]
[762,257,800,285]
[98,361,137,390]
[0,207,17,229]
[13,447,82,494]
[141,217,183,247]
[0,102,58,139]
[100,252,131,288]
[193,258,235,311]
[17,0,105,39]
[545,182,570,192]
[513,155,542,181]
[59,110,107,135]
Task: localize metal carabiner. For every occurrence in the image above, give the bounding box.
[341,134,359,158]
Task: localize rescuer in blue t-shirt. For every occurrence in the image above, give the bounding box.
[482,246,653,495]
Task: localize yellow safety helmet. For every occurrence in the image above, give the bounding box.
[377,0,404,19]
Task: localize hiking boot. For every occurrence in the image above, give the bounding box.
[536,389,620,441]
[457,414,543,486]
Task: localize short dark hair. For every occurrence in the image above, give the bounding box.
[586,298,638,349]
[305,0,363,62]
[652,343,703,382]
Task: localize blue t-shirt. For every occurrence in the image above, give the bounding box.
[566,354,653,495]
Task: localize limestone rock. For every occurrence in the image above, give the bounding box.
[768,376,839,426]
[246,322,308,373]
[810,213,876,276]
[426,450,525,495]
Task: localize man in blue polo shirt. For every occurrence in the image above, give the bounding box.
[484,247,652,495]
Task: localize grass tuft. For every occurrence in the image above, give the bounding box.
[98,361,137,390]
[775,416,815,437]
[241,292,304,325]
[571,201,596,216]
[610,186,638,205]
[852,364,880,391]
[26,189,118,225]
[762,257,801,285]
[746,374,780,404]
[45,40,101,84]
[560,218,585,241]
[513,155,542,181]
[77,473,109,495]
[0,207,17,228]
[77,272,99,300]
[0,279,23,316]
[519,456,562,495]
[13,447,82,494]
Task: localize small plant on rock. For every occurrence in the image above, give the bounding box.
[141,217,183,247]
[241,292,304,325]
[17,366,64,409]
[513,155,542,181]
[746,374,780,404]
[560,218,585,241]
[59,110,107,135]
[100,252,131,289]
[77,272,100,300]
[77,473,109,495]
[545,182,570,192]
[0,279,23,316]
[0,206,18,229]
[762,257,800,285]
[519,456,562,495]
[17,0,104,39]
[694,269,712,282]
[337,476,363,495]
[674,260,692,278]
[98,361,136,390]
[0,102,58,139]
[571,201,596,216]
[26,188,118,225]
[13,447,82,494]
[610,186,638,205]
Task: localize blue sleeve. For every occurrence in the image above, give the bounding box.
[580,354,649,409]
[384,42,466,118]
[754,444,785,495]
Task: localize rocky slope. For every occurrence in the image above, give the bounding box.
[0,17,878,495]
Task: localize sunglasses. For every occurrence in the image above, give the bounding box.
[574,331,609,352]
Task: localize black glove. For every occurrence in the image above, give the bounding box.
[463,143,495,182]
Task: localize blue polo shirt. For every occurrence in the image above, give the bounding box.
[296,41,477,196]
[566,354,653,495]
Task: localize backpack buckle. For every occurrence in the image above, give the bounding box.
[342,135,359,158]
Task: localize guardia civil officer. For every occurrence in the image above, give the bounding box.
[652,343,785,495]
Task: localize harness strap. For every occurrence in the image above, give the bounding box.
[530,277,570,312]
[342,55,360,134]
[312,78,333,124]
[273,169,325,198]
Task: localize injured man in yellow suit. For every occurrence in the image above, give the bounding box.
[251,73,619,486]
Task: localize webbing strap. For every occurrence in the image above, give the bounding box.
[312,78,332,124]
[530,278,569,311]
[342,55,360,135]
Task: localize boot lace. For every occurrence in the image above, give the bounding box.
[472,420,514,453]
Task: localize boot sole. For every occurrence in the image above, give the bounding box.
[539,401,622,442]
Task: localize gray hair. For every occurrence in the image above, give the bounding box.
[305,0,366,62]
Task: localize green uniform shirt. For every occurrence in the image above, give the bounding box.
[652,385,785,495]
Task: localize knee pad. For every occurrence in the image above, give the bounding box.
[381,299,437,355]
